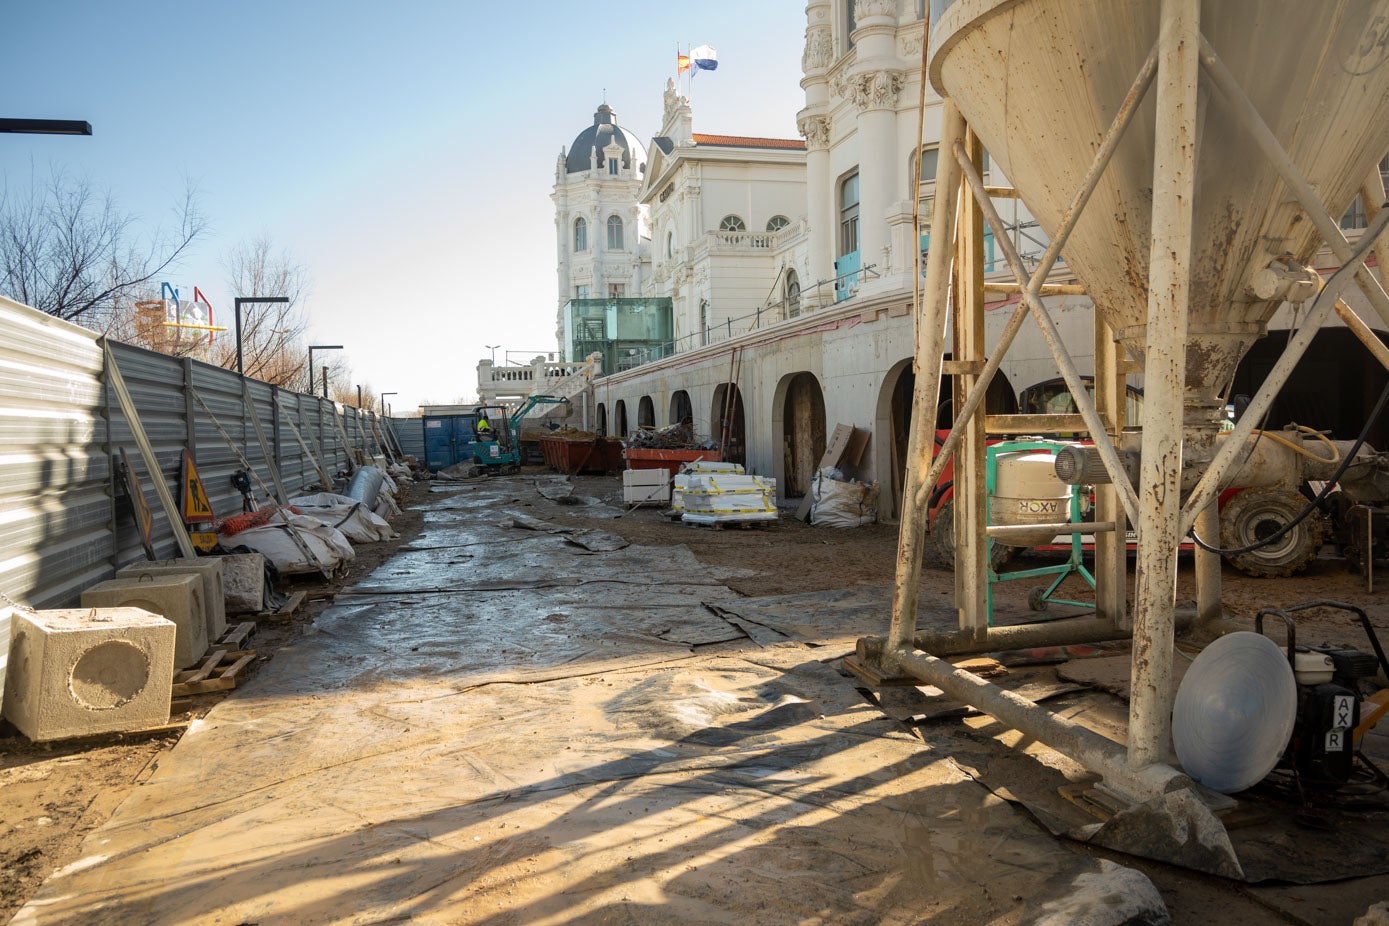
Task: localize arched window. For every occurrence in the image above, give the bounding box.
[719,215,746,232]
[766,215,790,232]
[784,269,802,318]
[666,230,675,259]
[573,217,587,252]
[607,215,624,250]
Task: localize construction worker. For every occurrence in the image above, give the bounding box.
[475,412,492,439]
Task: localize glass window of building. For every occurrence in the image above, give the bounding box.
[839,171,860,256]
[607,215,625,250]
[719,215,746,232]
[574,217,587,252]
[766,215,790,232]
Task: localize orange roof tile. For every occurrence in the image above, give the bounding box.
[692,133,807,150]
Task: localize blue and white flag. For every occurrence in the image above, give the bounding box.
[690,45,718,72]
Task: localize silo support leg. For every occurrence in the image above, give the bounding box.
[1129,0,1200,772]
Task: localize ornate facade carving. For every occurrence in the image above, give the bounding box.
[900,33,923,59]
[797,114,832,151]
[848,69,904,111]
[802,25,833,72]
[662,78,686,127]
[854,0,897,19]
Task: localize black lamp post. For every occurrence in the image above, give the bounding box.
[0,119,92,136]
[380,392,397,416]
[234,296,289,376]
[308,344,343,396]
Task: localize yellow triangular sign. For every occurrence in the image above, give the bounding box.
[180,449,216,523]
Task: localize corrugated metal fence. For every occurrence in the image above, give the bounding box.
[0,295,393,609]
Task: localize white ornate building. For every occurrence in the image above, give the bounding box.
[551,0,1386,512]
[551,104,650,345]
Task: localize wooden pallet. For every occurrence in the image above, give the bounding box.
[173,622,258,697]
[256,589,308,622]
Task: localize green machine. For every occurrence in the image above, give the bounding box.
[983,439,1097,621]
[471,395,571,473]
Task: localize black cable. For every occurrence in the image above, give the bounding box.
[1190,374,1389,555]
[1188,207,1389,557]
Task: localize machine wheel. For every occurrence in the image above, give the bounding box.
[1028,586,1049,612]
[929,500,1016,570]
[1218,487,1325,578]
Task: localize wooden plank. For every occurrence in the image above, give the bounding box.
[984,413,1089,434]
[172,651,257,697]
[842,654,924,687]
[175,649,228,686]
[216,621,256,650]
[260,590,307,622]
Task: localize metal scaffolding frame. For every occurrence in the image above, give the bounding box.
[856,0,1389,803]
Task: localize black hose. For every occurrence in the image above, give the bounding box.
[1190,374,1389,555]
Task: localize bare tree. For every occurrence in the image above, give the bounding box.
[211,234,311,386]
[0,167,205,324]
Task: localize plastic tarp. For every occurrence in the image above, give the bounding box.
[289,493,395,544]
[809,470,879,528]
[232,512,355,575]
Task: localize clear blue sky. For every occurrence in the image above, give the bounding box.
[2,0,806,409]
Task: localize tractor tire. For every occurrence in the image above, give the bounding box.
[929,500,1015,571]
[1218,487,1325,578]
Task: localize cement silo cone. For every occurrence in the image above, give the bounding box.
[930,0,1389,428]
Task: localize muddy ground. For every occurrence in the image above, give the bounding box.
[1,468,1385,923]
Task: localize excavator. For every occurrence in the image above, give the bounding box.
[471,395,572,474]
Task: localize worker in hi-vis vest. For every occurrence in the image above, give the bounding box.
[475,413,492,439]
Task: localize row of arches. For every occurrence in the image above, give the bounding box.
[594,361,1018,512]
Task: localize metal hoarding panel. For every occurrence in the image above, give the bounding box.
[0,297,113,608]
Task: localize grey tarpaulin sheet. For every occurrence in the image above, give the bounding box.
[15,481,1155,925]
[704,585,1090,648]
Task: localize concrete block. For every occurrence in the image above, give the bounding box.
[0,606,11,718]
[117,557,227,640]
[221,553,267,614]
[3,607,175,742]
[82,575,208,669]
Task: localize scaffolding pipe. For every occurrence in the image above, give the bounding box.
[1333,298,1389,372]
[887,647,1190,801]
[906,611,1197,657]
[888,101,968,651]
[1179,207,1389,536]
[1128,0,1200,771]
[911,46,1157,518]
[952,147,1143,526]
[1197,34,1389,331]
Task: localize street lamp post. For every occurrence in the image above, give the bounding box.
[322,366,330,399]
[380,392,398,417]
[485,344,500,364]
[234,296,290,376]
[308,344,343,396]
[0,119,92,136]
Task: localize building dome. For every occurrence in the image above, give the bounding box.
[565,104,647,175]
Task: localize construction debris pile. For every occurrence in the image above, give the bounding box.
[624,422,718,451]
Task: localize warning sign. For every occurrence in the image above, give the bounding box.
[180,450,216,523]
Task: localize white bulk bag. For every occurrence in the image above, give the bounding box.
[234,512,355,575]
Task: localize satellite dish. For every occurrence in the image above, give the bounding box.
[1172,631,1297,793]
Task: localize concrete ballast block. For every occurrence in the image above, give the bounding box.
[221,553,267,614]
[117,557,227,639]
[2,607,175,742]
[81,575,209,668]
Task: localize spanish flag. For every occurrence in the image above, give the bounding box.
[677,52,692,75]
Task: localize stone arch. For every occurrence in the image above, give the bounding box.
[669,390,692,426]
[637,395,656,428]
[596,402,607,437]
[711,383,747,466]
[774,372,826,498]
[614,400,629,439]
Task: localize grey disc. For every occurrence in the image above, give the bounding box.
[1172,631,1297,793]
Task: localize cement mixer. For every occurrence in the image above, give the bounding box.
[853,0,1389,823]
